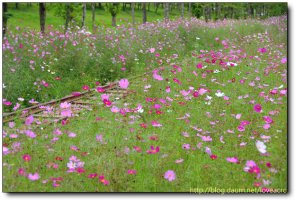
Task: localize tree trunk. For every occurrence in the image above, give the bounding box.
[142,3,147,24]
[39,3,46,34]
[148,3,150,11]
[112,15,116,27]
[181,3,184,18]
[131,3,135,25]
[92,3,95,32]
[164,3,169,20]
[155,3,159,14]
[15,3,19,9]
[81,3,86,28]
[3,3,8,37]
[65,3,71,33]
[188,3,191,16]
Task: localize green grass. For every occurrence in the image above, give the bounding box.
[2,15,287,192]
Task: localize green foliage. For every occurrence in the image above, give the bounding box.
[49,3,82,21]
[105,3,120,17]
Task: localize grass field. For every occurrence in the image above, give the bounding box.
[2,13,287,192]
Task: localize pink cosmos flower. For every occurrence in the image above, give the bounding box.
[182,144,190,150]
[151,121,162,127]
[13,103,20,111]
[3,147,10,155]
[23,154,31,162]
[3,101,12,106]
[281,57,287,64]
[28,173,40,181]
[127,170,137,175]
[60,102,71,109]
[263,124,271,130]
[154,104,161,109]
[118,79,129,89]
[96,134,103,143]
[149,48,155,53]
[25,115,34,126]
[226,157,239,163]
[153,72,163,81]
[198,88,208,95]
[99,175,110,185]
[146,146,160,154]
[133,146,142,152]
[193,91,199,98]
[25,130,36,138]
[166,86,171,93]
[103,99,112,107]
[68,132,76,138]
[258,47,267,53]
[111,106,120,113]
[244,160,257,172]
[61,109,72,117]
[237,125,245,132]
[263,116,273,124]
[210,154,218,160]
[96,87,105,93]
[88,173,98,178]
[254,104,262,113]
[8,121,15,128]
[201,135,212,142]
[82,85,90,91]
[18,168,26,176]
[205,147,212,155]
[164,170,176,182]
[196,62,203,69]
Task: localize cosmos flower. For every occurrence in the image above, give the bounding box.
[99,175,110,185]
[146,146,160,154]
[254,104,262,113]
[22,154,31,162]
[226,157,239,163]
[118,79,129,89]
[28,173,40,181]
[164,170,176,182]
[182,144,190,150]
[256,140,267,154]
[127,170,137,175]
[25,115,34,126]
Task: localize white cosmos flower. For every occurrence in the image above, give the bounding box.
[215,92,225,97]
[213,69,220,73]
[137,108,144,113]
[206,95,212,100]
[256,140,267,154]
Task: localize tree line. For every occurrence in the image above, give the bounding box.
[2,2,287,36]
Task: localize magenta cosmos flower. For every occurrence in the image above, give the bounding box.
[118,79,129,89]
[22,154,32,162]
[254,104,262,113]
[164,170,176,182]
[146,146,160,154]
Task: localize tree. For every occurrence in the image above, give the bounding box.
[105,3,120,27]
[81,3,86,27]
[131,3,135,25]
[3,3,8,37]
[181,3,184,18]
[188,3,191,17]
[15,3,19,9]
[142,3,147,24]
[39,3,46,34]
[164,3,169,20]
[91,3,95,32]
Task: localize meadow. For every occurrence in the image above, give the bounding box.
[2,14,287,192]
